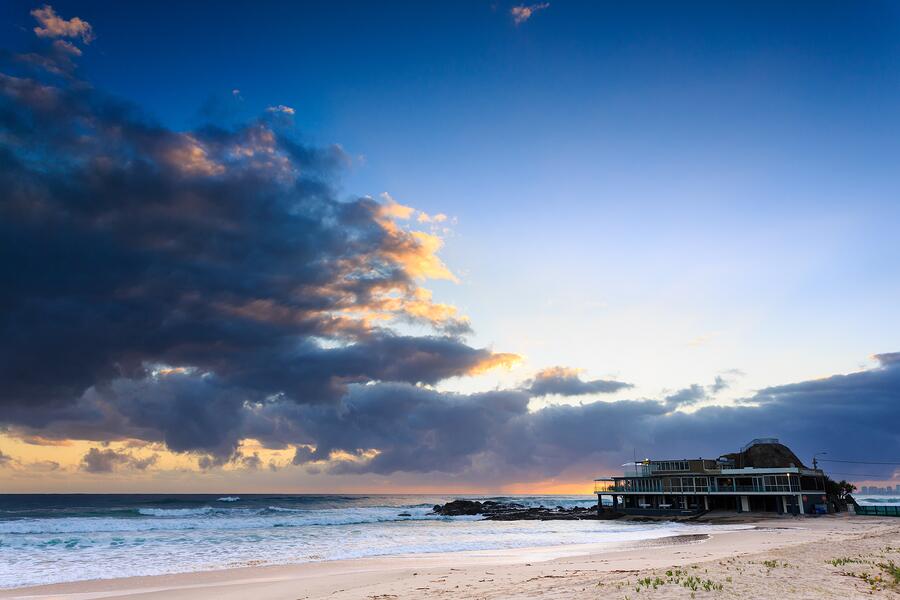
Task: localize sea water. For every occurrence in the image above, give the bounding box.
[0,494,725,588]
[854,494,900,506]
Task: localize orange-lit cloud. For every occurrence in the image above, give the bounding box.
[467,352,523,375]
[378,193,416,220]
[382,229,458,282]
[526,366,632,397]
[511,2,549,26]
[163,134,225,176]
[52,39,81,56]
[150,365,195,377]
[31,5,95,44]
[328,286,470,333]
[534,366,582,380]
[20,435,73,447]
[417,211,448,224]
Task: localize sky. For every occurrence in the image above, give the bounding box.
[0,1,898,493]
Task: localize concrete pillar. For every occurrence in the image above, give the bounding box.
[781,496,788,514]
[797,495,805,515]
[740,495,750,512]
[703,496,709,510]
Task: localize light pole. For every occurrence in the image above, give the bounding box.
[812,451,827,471]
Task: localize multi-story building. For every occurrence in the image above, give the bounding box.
[594,438,828,515]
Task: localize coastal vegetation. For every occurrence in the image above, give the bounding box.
[827,554,900,592]
[824,476,858,511]
[633,570,726,594]
[596,527,900,600]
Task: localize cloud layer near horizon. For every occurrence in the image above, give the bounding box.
[1,8,898,486]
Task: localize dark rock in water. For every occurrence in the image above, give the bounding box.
[431,499,623,521]
[433,499,484,515]
[397,512,412,517]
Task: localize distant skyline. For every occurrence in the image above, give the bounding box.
[0,1,898,492]
[858,485,900,495]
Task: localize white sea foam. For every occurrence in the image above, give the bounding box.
[216,496,241,502]
[0,496,745,589]
[854,495,900,506]
[137,506,220,517]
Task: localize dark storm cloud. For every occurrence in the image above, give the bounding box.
[292,446,316,465]
[41,353,900,481]
[875,352,900,366]
[81,447,156,473]
[251,355,900,482]
[662,384,707,410]
[709,375,729,394]
[101,375,250,457]
[81,448,123,473]
[238,452,262,470]
[310,385,531,474]
[0,26,509,459]
[526,367,632,397]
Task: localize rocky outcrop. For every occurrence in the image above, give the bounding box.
[432,500,622,521]
[431,500,490,515]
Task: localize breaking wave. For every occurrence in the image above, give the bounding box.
[0,494,744,590]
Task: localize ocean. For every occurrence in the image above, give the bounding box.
[854,494,900,506]
[0,493,728,589]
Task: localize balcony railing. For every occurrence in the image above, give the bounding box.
[594,482,624,493]
[594,479,801,494]
[719,484,797,493]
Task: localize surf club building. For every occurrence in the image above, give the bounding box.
[594,439,829,516]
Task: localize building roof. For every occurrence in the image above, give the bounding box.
[721,441,807,469]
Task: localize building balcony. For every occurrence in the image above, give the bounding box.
[594,485,808,495]
[593,479,623,493]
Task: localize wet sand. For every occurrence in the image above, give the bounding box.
[2,514,898,599]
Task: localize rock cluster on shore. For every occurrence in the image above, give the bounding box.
[431,499,621,521]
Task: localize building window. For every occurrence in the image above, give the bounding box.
[762,475,791,492]
[653,460,689,472]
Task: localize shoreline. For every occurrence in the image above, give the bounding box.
[4,514,898,599]
[0,534,712,598]
[0,528,718,596]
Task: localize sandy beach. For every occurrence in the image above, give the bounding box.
[3,514,898,599]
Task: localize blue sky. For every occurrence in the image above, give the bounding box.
[31,0,898,399]
[1,1,899,490]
